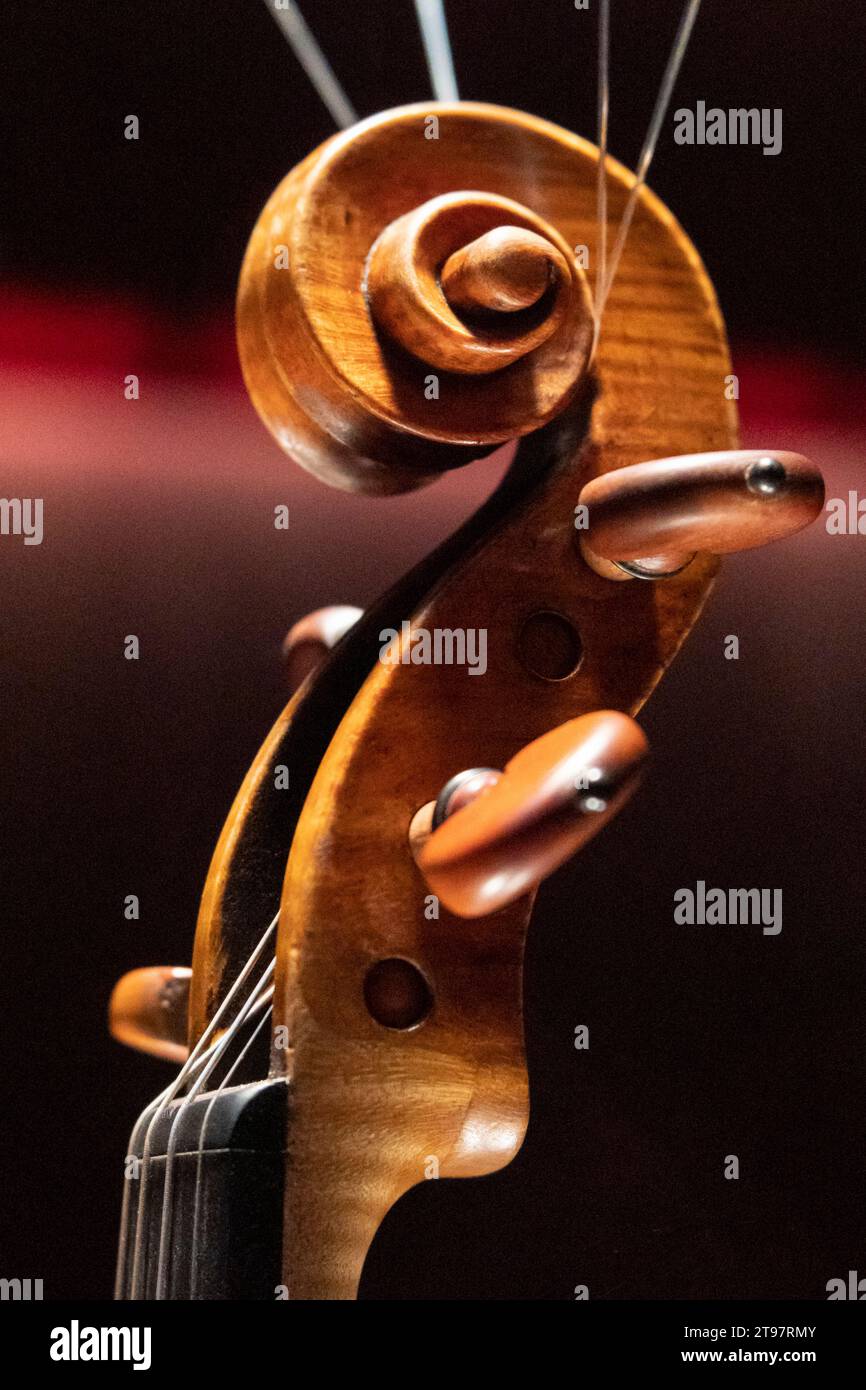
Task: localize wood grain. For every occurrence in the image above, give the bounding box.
[193,102,738,1299]
[579,449,824,575]
[237,126,595,491]
[365,191,583,379]
[440,225,560,314]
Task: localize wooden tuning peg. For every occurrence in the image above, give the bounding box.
[282,605,362,691]
[577,450,825,580]
[108,966,191,1063]
[413,711,649,918]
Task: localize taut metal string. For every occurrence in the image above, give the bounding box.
[595,0,703,323]
[124,911,279,1299]
[414,0,459,102]
[187,994,275,1299]
[153,960,275,1299]
[114,1042,217,1298]
[264,0,358,128]
[266,0,459,116]
[260,0,700,334]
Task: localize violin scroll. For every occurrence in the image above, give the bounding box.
[236,105,595,495]
[179,101,826,1300]
[439,223,563,315]
[365,190,586,377]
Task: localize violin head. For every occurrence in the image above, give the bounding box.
[117,98,824,1302]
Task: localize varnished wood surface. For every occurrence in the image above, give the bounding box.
[580,449,824,574]
[418,711,649,918]
[194,102,738,1299]
[282,605,363,692]
[440,225,561,315]
[237,120,595,491]
[365,191,585,379]
[109,966,191,1064]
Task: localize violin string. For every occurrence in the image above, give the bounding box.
[187,996,275,1300]
[153,970,276,1301]
[264,0,358,128]
[595,0,703,324]
[150,978,275,1302]
[125,911,279,1299]
[128,943,276,1301]
[413,0,459,102]
[153,960,276,1300]
[113,1042,218,1299]
[593,0,610,348]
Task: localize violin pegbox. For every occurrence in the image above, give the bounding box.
[181,102,826,1299]
[236,103,595,494]
[233,102,742,1300]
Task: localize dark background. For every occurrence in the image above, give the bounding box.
[0,0,864,1300]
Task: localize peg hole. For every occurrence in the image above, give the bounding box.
[364,958,433,1031]
[518,610,583,681]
